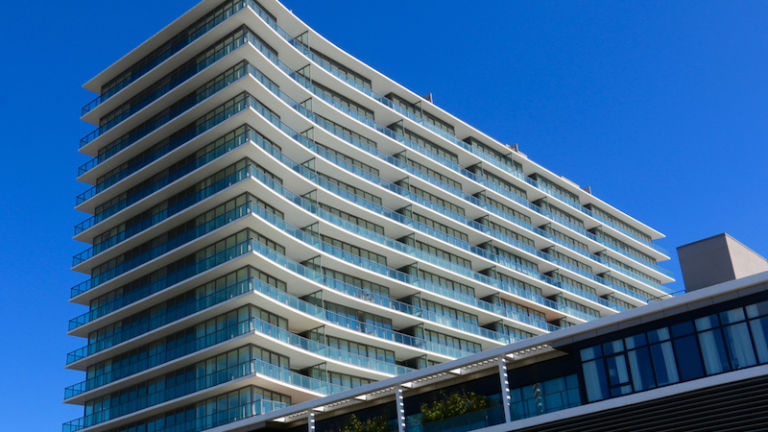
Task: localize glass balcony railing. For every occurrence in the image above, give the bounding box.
[195,93,610,319]
[71,179,548,372]
[71,92,616,334]
[69,237,254,329]
[244,135,606,324]
[241,0,667,258]
[254,199,548,338]
[64,356,346,430]
[230,92,626,314]
[78,87,251,182]
[554,302,601,322]
[593,233,672,277]
[67,277,254,378]
[78,24,669,291]
[74,97,253,236]
[70,211,491,368]
[80,60,248,151]
[80,199,250,290]
[69,256,515,400]
[70,223,254,299]
[80,0,247,115]
[90,29,251,141]
[72,229,544,364]
[67,138,543,338]
[238,129,574,313]
[230,31,672,290]
[63,397,288,432]
[70,80,656,352]
[73,136,251,266]
[242,239,513,348]
[72,166,251,283]
[67,293,414,378]
[232,56,658,302]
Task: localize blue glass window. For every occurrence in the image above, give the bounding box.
[580,346,602,362]
[697,328,730,375]
[723,322,757,369]
[648,327,670,343]
[574,295,768,415]
[650,341,679,385]
[510,374,581,419]
[603,339,624,355]
[670,321,695,337]
[624,334,647,350]
[582,360,609,402]
[626,347,655,391]
[747,301,768,319]
[672,334,704,381]
[720,307,746,324]
[605,354,632,397]
[749,316,768,363]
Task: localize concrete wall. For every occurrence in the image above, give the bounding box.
[678,233,768,292]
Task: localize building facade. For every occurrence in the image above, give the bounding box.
[65,1,673,431]
[201,258,768,432]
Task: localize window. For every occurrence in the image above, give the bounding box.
[396,153,463,191]
[509,374,580,420]
[469,165,527,202]
[400,206,467,242]
[389,123,458,165]
[579,295,768,403]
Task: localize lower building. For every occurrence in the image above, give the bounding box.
[178,234,768,432]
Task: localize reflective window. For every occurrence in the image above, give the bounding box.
[723,322,757,369]
[626,346,655,391]
[697,327,730,375]
[580,358,608,402]
[579,295,768,403]
[749,317,768,363]
[509,374,581,420]
[605,354,632,396]
[672,334,704,381]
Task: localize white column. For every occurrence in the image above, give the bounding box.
[498,356,512,423]
[396,387,406,432]
[308,411,316,432]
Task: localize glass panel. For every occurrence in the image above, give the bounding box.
[606,354,632,397]
[697,329,730,375]
[582,360,609,402]
[750,317,768,363]
[627,347,656,391]
[605,355,630,386]
[624,334,647,350]
[695,314,719,331]
[720,307,746,324]
[673,335,705,381]
[603,339,624,355]
[723,322,757,369]
[648,327,670,343]
[671,321,695,337]
[746,301,768,319]
[650,341,679,385]
[580,346,602,362]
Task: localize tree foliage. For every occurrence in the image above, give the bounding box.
[420,390,488,423]
[339,414,388,432]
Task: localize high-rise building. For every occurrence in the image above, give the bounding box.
[64,1,673,431]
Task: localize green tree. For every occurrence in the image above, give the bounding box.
[339,414,388,432]
[420,390,488,423]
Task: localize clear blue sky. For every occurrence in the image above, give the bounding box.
[0,0,766,429]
